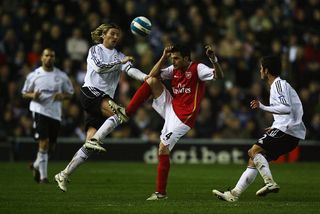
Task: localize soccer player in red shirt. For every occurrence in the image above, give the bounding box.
[109,44,224,200]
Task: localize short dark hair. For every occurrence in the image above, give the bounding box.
[171,44,191,59]
[41,48,55,56]
[260,55,281,76]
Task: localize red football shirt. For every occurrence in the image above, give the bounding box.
[161,62,214,128]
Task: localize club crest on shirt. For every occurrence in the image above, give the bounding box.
[185,71,192,79]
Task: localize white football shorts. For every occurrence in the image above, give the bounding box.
[152,88,191,151]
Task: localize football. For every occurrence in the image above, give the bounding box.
[130,16,152,37]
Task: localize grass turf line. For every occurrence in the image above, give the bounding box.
[0,162,319,213]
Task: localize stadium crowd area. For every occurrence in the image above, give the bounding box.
[0,0,319,143]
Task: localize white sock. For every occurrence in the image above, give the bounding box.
[62,146,92,177]
[253,153,274,184]
[38,151,48,180]
[92,115,120,141]
[33,152,41,169]
[232,167,258,196]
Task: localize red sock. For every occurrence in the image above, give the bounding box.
[156,154,170,194]
[126,81,151,117]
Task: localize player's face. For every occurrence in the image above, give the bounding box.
[41,49,55,69]
[103,28,121,49]
[259,64,267,80]
[170,52,189,70]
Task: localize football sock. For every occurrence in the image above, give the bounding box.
[253,153,274,184]
[38,151,48,180]
[62,146,93,176]
[156,154,170,194]
[92,115,121,141]
[232,167,258,197]
[33,152,41,169]
[126,81,151,117]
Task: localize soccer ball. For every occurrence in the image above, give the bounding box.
[130,16,152,37]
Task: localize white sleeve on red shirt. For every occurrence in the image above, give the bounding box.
[160,65,174,80]
[197,63,215,81]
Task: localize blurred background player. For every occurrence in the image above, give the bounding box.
[21,48,74,183]
[54,23,147,192]
[212,55,306,202]
[109,44,224,200]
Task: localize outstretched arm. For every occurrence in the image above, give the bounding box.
[205,44,224,79]
[126,67,148,82]
[250,100,290,114]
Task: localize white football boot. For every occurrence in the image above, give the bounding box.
[212,190,239,202]
[256,182,280,196]
[84,138,106,152]
[54,172,69,192]
[108,100,129,123]
[146,192,168,201]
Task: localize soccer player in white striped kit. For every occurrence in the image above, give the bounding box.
[212,55,306,202]
[54,23,147,192]
[109,44,224,200]
[22,48,74,183]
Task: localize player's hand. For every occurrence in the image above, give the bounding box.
[205,44,216,58]
[264,127,272,133]
[205,44,218,63]
[53,93,64,101]
[250,100,260,109]
[163,46,173,58]
[121,56,134,64]
[33,91,41,100]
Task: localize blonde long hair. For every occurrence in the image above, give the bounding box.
[91,23,121,44]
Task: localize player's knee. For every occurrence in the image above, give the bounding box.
[248,145,265,159]
[248,148,257,159]
[146,77,159,86]
[39,141,49,153]
[248,158,255,167]
[101,99,113,117]
[248,149,253,159]
[158,143,170,155]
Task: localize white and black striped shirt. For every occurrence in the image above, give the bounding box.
[21,67,74,121]
[259,77,306,139]
[83,44,146,98]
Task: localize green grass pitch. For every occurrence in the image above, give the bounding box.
[0,162,319,213]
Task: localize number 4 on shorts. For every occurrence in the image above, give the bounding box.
[165,132,173,140]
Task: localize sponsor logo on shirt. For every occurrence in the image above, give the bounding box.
[172,83,191,94]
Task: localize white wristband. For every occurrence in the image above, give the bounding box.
[209,56,218,64]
